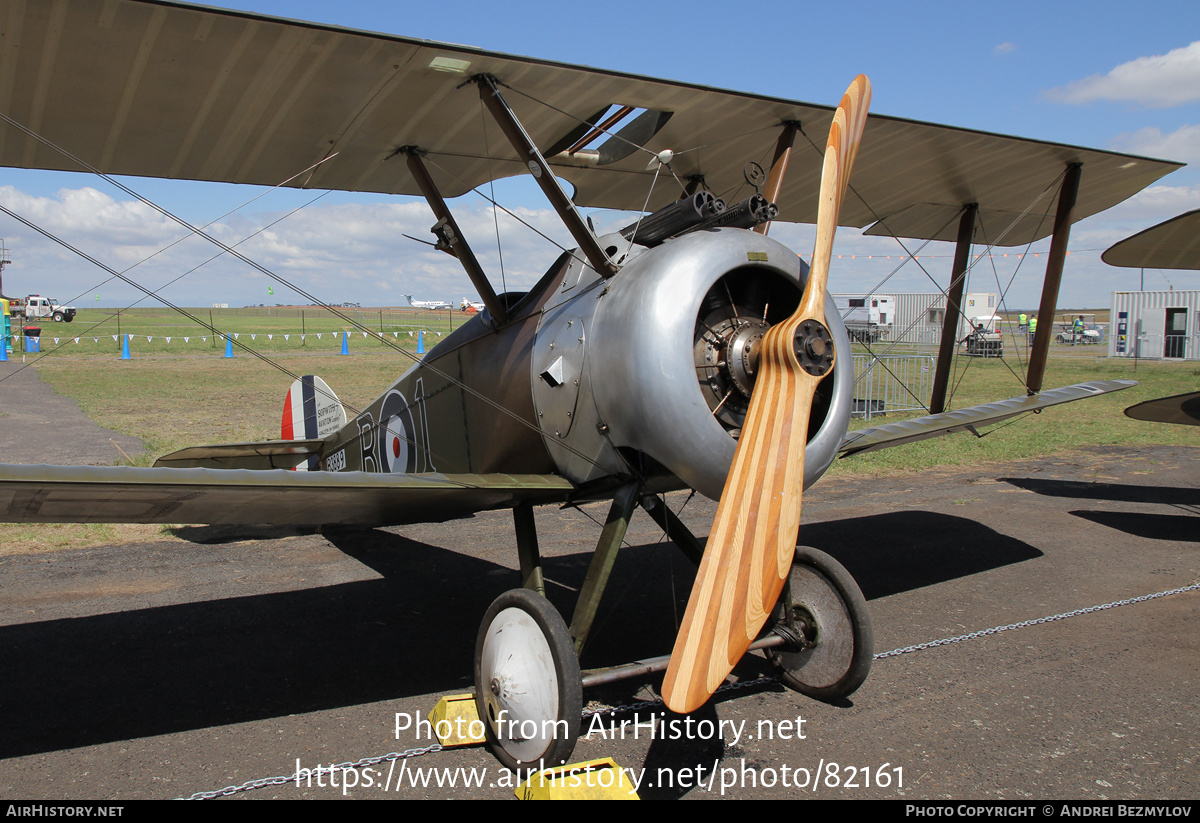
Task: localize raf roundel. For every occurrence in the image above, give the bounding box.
[380,390,418,474]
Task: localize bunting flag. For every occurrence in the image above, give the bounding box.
[26,326,454,350]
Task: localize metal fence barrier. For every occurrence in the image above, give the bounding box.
[850,354,934,420]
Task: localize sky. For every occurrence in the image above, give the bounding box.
[3,0,1200,311]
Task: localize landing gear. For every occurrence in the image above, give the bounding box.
[769,546,873,701]
[474,588,582,772]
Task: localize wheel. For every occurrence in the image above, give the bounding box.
[769,546,873,701]
[52,311,63,322]
[474,588,582,772]
[1056,333,1066,343]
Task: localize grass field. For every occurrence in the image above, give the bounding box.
[6,320,1198,552]
[11,306,466,358]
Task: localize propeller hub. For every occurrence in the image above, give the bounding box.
[794,320,835,376]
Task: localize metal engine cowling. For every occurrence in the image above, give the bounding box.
[576,228,852,500]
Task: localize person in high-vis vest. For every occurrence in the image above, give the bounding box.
[1019,312,1028,332]
[1028,316,1037,343]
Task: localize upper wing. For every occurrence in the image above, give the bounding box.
[0,0,1181,244]
[838,380,1136,457]
[0,463,573,526]
[1102,209,1200,270]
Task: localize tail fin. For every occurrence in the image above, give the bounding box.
[282,375,347,470]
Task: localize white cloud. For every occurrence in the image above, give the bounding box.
[0,184,581,307]
[1091,183,1200,225]
[1110,124,1200,164]
[993,42,1016,56]
[1044,41,1200,107]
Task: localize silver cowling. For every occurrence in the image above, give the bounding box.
[548,227,852,501]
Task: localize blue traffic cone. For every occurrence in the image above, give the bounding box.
[417,331,425,354]
[340,331,349,355]
[0,336,7,361]
[120,333,131,359]
[224,334,234,358]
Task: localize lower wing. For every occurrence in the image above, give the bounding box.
[0,465,572,526]
[838,380,1136,457]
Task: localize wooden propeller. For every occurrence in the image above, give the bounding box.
[662,75,871,714]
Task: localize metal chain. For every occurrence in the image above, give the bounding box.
[178,744,444,800]
[180,581,1197,798]
[874,581,1200,660]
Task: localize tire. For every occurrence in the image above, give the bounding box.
[52,312,63,322]
[474,589,582,772]
[769,546,873,702]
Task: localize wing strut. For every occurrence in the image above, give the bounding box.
[1026,163,1082,394]
[929,203,978,413]
[402,147,509,324]
[475,74,617,277]
[753,121,800,237]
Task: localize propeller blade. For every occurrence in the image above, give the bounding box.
[662,75,871,714]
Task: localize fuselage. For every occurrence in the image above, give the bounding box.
[322,228,855,503]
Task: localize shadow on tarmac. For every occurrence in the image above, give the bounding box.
[1069,510,1200,542]
[0,511,1040,760]
[1001,477,1200,506]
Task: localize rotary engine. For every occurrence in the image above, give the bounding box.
[530,228,853,500]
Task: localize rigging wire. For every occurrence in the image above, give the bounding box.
[57,153,340,314]
[0,152,342,378]
[422,155,590,269]
[794,120,1073,414]
[0,189,330,384]
[0,111,619,477]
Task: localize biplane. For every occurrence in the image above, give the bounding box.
[0,0,1180,771]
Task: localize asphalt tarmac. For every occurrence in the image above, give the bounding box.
[0,363,1196,800]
